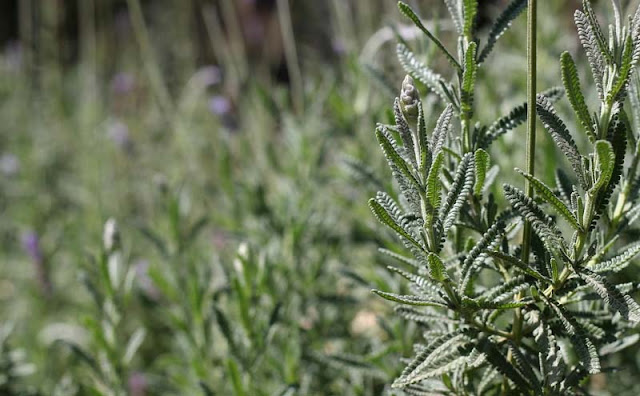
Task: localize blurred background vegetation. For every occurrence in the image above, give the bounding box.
[4,0,638,395]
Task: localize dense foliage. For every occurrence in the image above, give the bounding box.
[3,0,640,395]
[369,0,640,394]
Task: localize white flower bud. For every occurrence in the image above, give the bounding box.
[103,218,120,253]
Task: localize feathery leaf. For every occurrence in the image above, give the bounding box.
[536,94,585,188]
[561,51,595,142]
[397,43,453,103]
[369,198,424,251]
[516,168,582,231]
[461,42,478,120]
[397,2,462,71]
[580,268,640,322]
[373,290,449,308]
[575,9,605,99]
[478,0,527,63]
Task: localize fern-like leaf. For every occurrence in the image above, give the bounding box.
[516,168,582,231]
[461,42,477,120]
[394,97,417,167]
[479,275,529,302]
[444,0,463,35]
[397,2,462,71]
[591,140,615,194]
[544,296,601,374]
[459,214,510,294]
[395,306,457,325]
[462,0,477,39]
[372,290,448,308]
[609,36,634,103]
[478,0,527,63]
[534,320,566,391]
[369,198,424,251]
[440,153,474,236]
[427,253,450,283]
[590,241,640,273]
[473,149,490,196]
[536,94,585,188]
[487,250,550,282]
[387,265,447,300]
[376,126,421,189]
[397,43,453,104]
[579,268,640,322]
[480,338,532,390]
[425,152,444,227]
[507,341,540,389]
[561,51,595,142]
[575,9,605,99]
[503,184,566,257]
[394,331,470,387]
[431,105,454,156]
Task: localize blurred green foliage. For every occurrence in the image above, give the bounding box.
[2,0,640,395]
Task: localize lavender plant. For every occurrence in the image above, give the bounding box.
[368,1,640,393]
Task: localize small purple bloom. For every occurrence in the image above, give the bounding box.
[111,72,136,95]
[195,65,221,87]
[21,231,42,264]
[209,95,232,116]
[128,371,148,396]
[135,260,160,300]
[4,41,22,72]
[107,120,131,150]
[0,153,19,176]
[21,231,52,295]
[332,39,346,55]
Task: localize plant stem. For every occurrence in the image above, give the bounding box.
[126,0,173,116]
[277,0,305,115]
[521,0,537,265]
[511,0,537,356]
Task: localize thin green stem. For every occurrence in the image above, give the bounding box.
[521,0,537,265]
[511,0,537,356]
[277,0,305,115]
[126,0,173,116]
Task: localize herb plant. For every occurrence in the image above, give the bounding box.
[369,1,640,394]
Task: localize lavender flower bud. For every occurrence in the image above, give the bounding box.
[103,218,120,253]
[400,75,420,124]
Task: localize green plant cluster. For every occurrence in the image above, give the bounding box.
[369,0,640,394]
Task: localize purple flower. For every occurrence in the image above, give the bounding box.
[21,231,52,295]
[111,72,136,95]
[128,372,148,396]
[209,95,232,116]
[135,260,160,300]
[195,65,221,87]
[21,231,42,264]
[0,153,19,176]
[4,42,22,72]
[107,120,132,151]
[332,39,346,55]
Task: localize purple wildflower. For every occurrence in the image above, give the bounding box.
[21,231,42,264]
[209,95,232,116]
[135,260,160,300]
[4,42,22,72]
[107,120,132,151]
[0,153,19,176]
[21,231,52,295]
[128,372,148,396]
[111,72,136,95]
[332,39,346,55]
[195,65,221,87]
